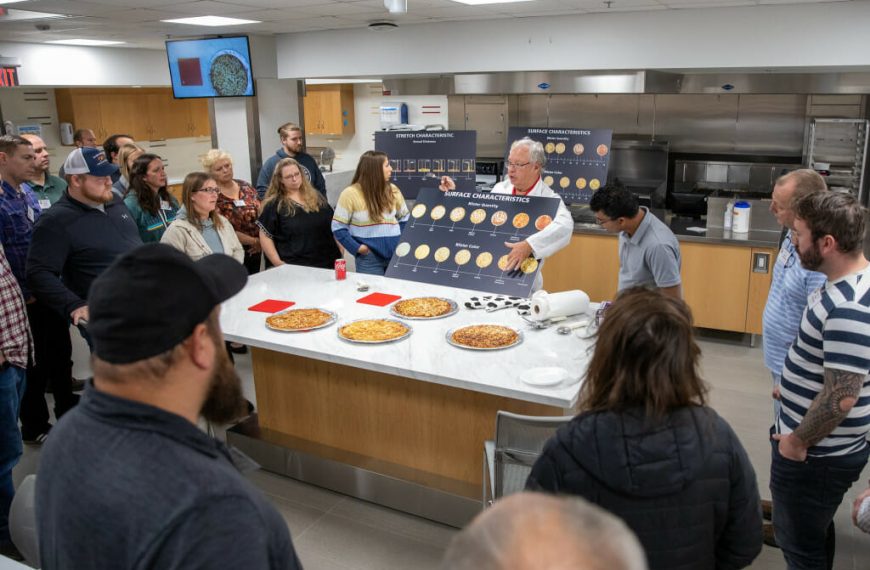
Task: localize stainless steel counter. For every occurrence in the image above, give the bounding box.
[571,216,781,249]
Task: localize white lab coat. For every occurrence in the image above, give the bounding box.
[490,178,573,292]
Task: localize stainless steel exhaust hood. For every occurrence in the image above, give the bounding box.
[383,71,870,95]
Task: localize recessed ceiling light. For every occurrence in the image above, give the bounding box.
[449,0,533,4]
[46,39,126,46]
[161,15,260,27]
[0,1,32,5]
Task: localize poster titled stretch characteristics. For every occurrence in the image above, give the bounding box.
[375,130,476,200]
[507,127,613,205]
[386,188,561,297]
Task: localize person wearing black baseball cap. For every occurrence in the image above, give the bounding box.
[34,244,302,570]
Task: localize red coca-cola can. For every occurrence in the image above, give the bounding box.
[335,259,346,280]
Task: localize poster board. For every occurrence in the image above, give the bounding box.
[506,127,613,204]
[386,188,561,297]
[375,130,476,200]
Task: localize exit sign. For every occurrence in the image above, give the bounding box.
[0,67,19,87]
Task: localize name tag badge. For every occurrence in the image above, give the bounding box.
[160,200,172,211]
[38,199,52,210]
[233,199,246,208]
[26,206,35,222]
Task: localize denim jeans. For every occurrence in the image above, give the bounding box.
[770,436,869,570]
[354,252,389,276]
[0,364,26,543]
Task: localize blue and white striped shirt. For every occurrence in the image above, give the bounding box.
[778,264,870,457]
[762,231,826,376]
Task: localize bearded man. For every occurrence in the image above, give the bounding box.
[35,244,302,569]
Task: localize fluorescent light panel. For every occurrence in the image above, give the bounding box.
[46,39,126,46]
[449,0,534,4]
[161,15,260,27]
[0,1,32,5]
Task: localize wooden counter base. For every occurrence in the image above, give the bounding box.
[251,347,563,495]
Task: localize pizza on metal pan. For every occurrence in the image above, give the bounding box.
[451,325,519,349]
[267,308,333,331]
[393,297,452,318]
[339,319,409,342]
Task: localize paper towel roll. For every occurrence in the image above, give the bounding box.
[530,290,590,321]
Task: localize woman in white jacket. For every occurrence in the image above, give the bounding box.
[161,172,244,263]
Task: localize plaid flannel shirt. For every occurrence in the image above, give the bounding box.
[0,243,32,368]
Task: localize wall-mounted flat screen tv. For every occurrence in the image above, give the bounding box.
[166,36,254,99]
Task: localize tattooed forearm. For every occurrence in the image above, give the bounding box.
[793,368,864,447]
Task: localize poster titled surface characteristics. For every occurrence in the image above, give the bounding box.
[386,189,561,297]
[507,127,613,205]
[375,130,476,200]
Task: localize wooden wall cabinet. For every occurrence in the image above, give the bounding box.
[541,233,776,334]
[55,88,211,143]
[303,84,355,136]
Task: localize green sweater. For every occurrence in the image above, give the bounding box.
[123,192,180,243]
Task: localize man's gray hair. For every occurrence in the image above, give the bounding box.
[441,492,647,570]
[511,137,546,168]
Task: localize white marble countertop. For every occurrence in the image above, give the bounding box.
[220,265,592,408]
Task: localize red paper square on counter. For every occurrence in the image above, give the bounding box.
[248,299,295,313]
[356,292,401,307]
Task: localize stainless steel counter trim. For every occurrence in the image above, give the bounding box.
[571,225,781,248]
[227,419,481,528]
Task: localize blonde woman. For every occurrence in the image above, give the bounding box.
[331,150,409,275]
[201,149,261,274]
[257,158,340,269]
[160,172,243,262]
[112,143,144,198]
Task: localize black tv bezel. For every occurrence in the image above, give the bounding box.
[165,35,255,100]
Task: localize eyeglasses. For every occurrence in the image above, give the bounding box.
[283,172,302,180]
[197,186,219,194]
[506,161,531,170]
[595,216,616,226]
[784,250,796,268]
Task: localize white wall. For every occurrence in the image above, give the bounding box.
[277,3,870,79]
[0,42,169,86]
[255,78,300,164]
[213,98,252,182]
[307,83,449,172]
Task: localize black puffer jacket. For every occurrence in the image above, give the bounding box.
[526,406,762,570]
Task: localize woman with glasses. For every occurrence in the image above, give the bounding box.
[258,158,341,269]
[160,172,244,262]
[332,150,409,276]
[527,288,762,570]
[201,149,262,274]
[124,153,179,243]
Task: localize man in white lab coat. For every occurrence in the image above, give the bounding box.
[440,137,573,291]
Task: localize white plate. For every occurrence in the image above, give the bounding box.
[520,367,571,387]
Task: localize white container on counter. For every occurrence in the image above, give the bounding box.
[723,200,734,230]
[732,201,751,233]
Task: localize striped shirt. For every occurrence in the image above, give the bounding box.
[778,263,870,457]
[331,183,409,260]
[762,231,827,376]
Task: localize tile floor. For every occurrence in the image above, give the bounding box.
[11,329,870,569]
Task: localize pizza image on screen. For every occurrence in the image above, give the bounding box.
[209,51,249,96]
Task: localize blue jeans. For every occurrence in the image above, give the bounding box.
[770,436,869,570]
[0,364,26,543]
[354,252,389,276]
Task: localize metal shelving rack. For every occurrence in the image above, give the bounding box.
[807,118,869,204]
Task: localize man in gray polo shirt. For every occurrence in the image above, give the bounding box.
[590,184,682,298]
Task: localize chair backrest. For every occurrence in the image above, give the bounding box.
[9,474,39,568]
[493,411,573,500]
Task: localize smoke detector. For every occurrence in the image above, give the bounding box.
[368,21,398,32]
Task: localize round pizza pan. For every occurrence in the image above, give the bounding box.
[337,318,413,344]
[446,324,524,351]
[389,297,459,320]
[265,308,337,333]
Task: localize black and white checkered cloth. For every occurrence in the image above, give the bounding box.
[464,295,533,315]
